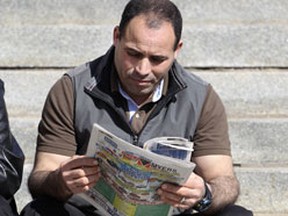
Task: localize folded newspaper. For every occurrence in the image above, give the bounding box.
[79,123,195,216]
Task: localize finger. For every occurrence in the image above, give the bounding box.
[82,166,101,176]
[74,169,101,186]
[160,183,183,196]
[176,197,196,209]
[161,183,198,199]
[66,171,101,194]
[174,200,191,209]
[63,165,101,181]
[158,188,194,209]
[157,188,182,204]
[61,155,98,171]
[158,184,199,209]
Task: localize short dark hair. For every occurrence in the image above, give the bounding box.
[119,0,183,50]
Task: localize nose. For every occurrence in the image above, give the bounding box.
[135,58,151,76]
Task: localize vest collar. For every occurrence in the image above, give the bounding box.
[84,46,187,100]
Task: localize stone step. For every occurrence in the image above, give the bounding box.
[9,116,288,165]
[1,24,287,67]
[194,69,288,118]
[1,0,288,68]
[2,69,288,118]
[235,166,288,214]
[1,0,288,25]
[15,164,33,213]
[230,118,288,165]
[14,164,288,214]
[0,0,127,26]
[2,68,288,164]
[1,70,64,118]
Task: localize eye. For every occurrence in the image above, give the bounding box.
[127,50,142,59]
[150,56,167,64]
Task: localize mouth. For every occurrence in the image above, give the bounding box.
[131,78,151,86]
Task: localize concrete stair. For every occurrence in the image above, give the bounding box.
[1,0,287,215]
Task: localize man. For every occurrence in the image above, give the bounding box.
[0,79,25,216]
[21,0,253,215]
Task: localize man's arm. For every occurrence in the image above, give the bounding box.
[157,85,239,213]
[28,75,101,200]
[193,155,239,214]
[28,152,72,200]
[28,151,101,201]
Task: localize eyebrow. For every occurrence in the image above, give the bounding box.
[125,47,168,60]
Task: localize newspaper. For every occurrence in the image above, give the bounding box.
[79,123,195,216]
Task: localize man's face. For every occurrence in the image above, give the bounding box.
[113,15,182,105]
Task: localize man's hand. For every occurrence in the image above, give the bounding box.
[157,155,240,214]
[28,152,101,201]
[57,155,101,194]
[157,172,206,209]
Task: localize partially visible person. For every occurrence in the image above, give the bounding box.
[0,79,25,215]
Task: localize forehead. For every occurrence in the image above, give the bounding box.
[122,15,176,52]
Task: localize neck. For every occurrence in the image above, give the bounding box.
[132,94,153,106]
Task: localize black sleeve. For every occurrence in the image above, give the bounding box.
[0,79,25,199]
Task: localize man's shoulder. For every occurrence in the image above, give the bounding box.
[184,70,208,87]
[66,62,91,78]
[173,61,209,88]
[66,47,114,81]
[65,56,103,88]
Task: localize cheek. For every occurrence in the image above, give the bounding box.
[122,57,137,73]
[118,59,134,78]
[153,64,172,79]
[125,55,138,68]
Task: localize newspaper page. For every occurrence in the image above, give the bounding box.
[143,137,194,161]
[80,123,195,216]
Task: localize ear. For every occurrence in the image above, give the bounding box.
[174,40,183,58]
[113,26,120,46]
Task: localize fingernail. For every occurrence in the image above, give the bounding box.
[161,184,167,189]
